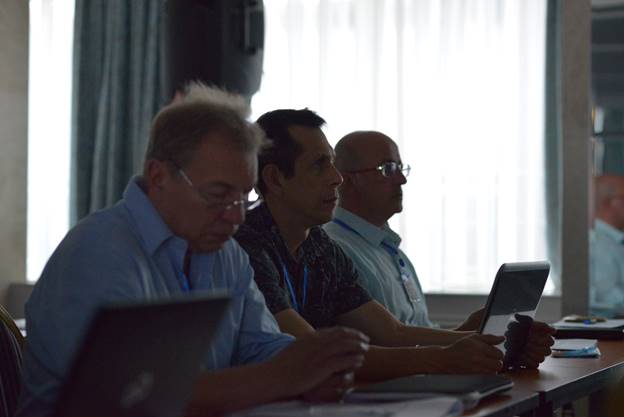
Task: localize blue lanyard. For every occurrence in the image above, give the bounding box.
[170,250,193,293]
[176,266,192,293]
[332,218,406,267]
[281,262,308,313]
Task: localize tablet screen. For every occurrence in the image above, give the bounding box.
[479,262,550,362]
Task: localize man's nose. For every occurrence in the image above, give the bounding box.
[395,170,407,185]
[329,163,343,187]
[221,204,245,226]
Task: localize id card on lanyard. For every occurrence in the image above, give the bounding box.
[400,273,422,303]
[381,242,421,303]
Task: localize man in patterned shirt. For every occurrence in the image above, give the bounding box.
[235,109,544,381]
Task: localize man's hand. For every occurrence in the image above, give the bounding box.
[271,327,369,400]
[427,333,505,374]
[517,320,555,368]
[455,308,485,331]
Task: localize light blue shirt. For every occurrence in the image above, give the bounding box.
[323,207,434,327]
[17,177,292,417]
[590,219,624,317]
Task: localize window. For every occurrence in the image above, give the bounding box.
[27,0,75,281]
[253,0,550,293]
[26,0,551,294]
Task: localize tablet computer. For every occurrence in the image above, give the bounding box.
[478,261,550,365]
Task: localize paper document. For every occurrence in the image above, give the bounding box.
[229,397,463,417]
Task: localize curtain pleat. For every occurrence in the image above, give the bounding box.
[71,0,164,223]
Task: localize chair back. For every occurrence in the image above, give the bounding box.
[0,305,24,350]
[0,306,23,417]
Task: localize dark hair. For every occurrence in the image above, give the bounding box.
[255,109,326,195]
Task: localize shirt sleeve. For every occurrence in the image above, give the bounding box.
[331,243,372,316]
[226,243,293,365]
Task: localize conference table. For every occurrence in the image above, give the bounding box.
[465,340,624,417]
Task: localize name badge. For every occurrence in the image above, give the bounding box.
[401,274,421,303]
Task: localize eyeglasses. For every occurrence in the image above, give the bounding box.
[171,161,262,212]
[347,161,411,178]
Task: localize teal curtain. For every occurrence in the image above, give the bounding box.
[70,0,165,223]
[545,0,562,291]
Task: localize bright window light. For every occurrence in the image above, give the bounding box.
[253,0,551,294]
[27,0,75,281]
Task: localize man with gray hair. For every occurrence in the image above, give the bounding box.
[16,85,368,417]
[591,174,624,316]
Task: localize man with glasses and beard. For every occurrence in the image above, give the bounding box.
[16,87,368,417]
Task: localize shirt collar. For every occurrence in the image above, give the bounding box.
[122,176,179,255]
[332,207,402,248]
[246,202,325,263]
[595,219,624,244]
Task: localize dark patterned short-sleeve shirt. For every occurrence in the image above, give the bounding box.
[235,204,371,329]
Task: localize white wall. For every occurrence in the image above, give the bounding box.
[0,0,28,303]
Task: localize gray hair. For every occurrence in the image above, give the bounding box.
[144,82,266,170]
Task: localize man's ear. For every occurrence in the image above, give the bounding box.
[145,159,169,191]
[262,164,286,196]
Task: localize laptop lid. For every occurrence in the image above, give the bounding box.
[478,261,550,365]
[52,292,230,417]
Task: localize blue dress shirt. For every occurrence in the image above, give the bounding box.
[16,177,292,417]
[323,207,435,327]
[590,219,624,317]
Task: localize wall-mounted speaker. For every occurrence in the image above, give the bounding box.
[163,0,265,101]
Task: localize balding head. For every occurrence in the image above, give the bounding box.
[595,174,624,230]
[335,131,407,226]
[335,131,397,172]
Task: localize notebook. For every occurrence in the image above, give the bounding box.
[52,292,230,417]
[351,374,513,410]
[551,339,600,358]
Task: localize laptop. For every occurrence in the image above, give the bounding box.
[351,374,513,409]
[52,292,230,417]
[479,261,550,367]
